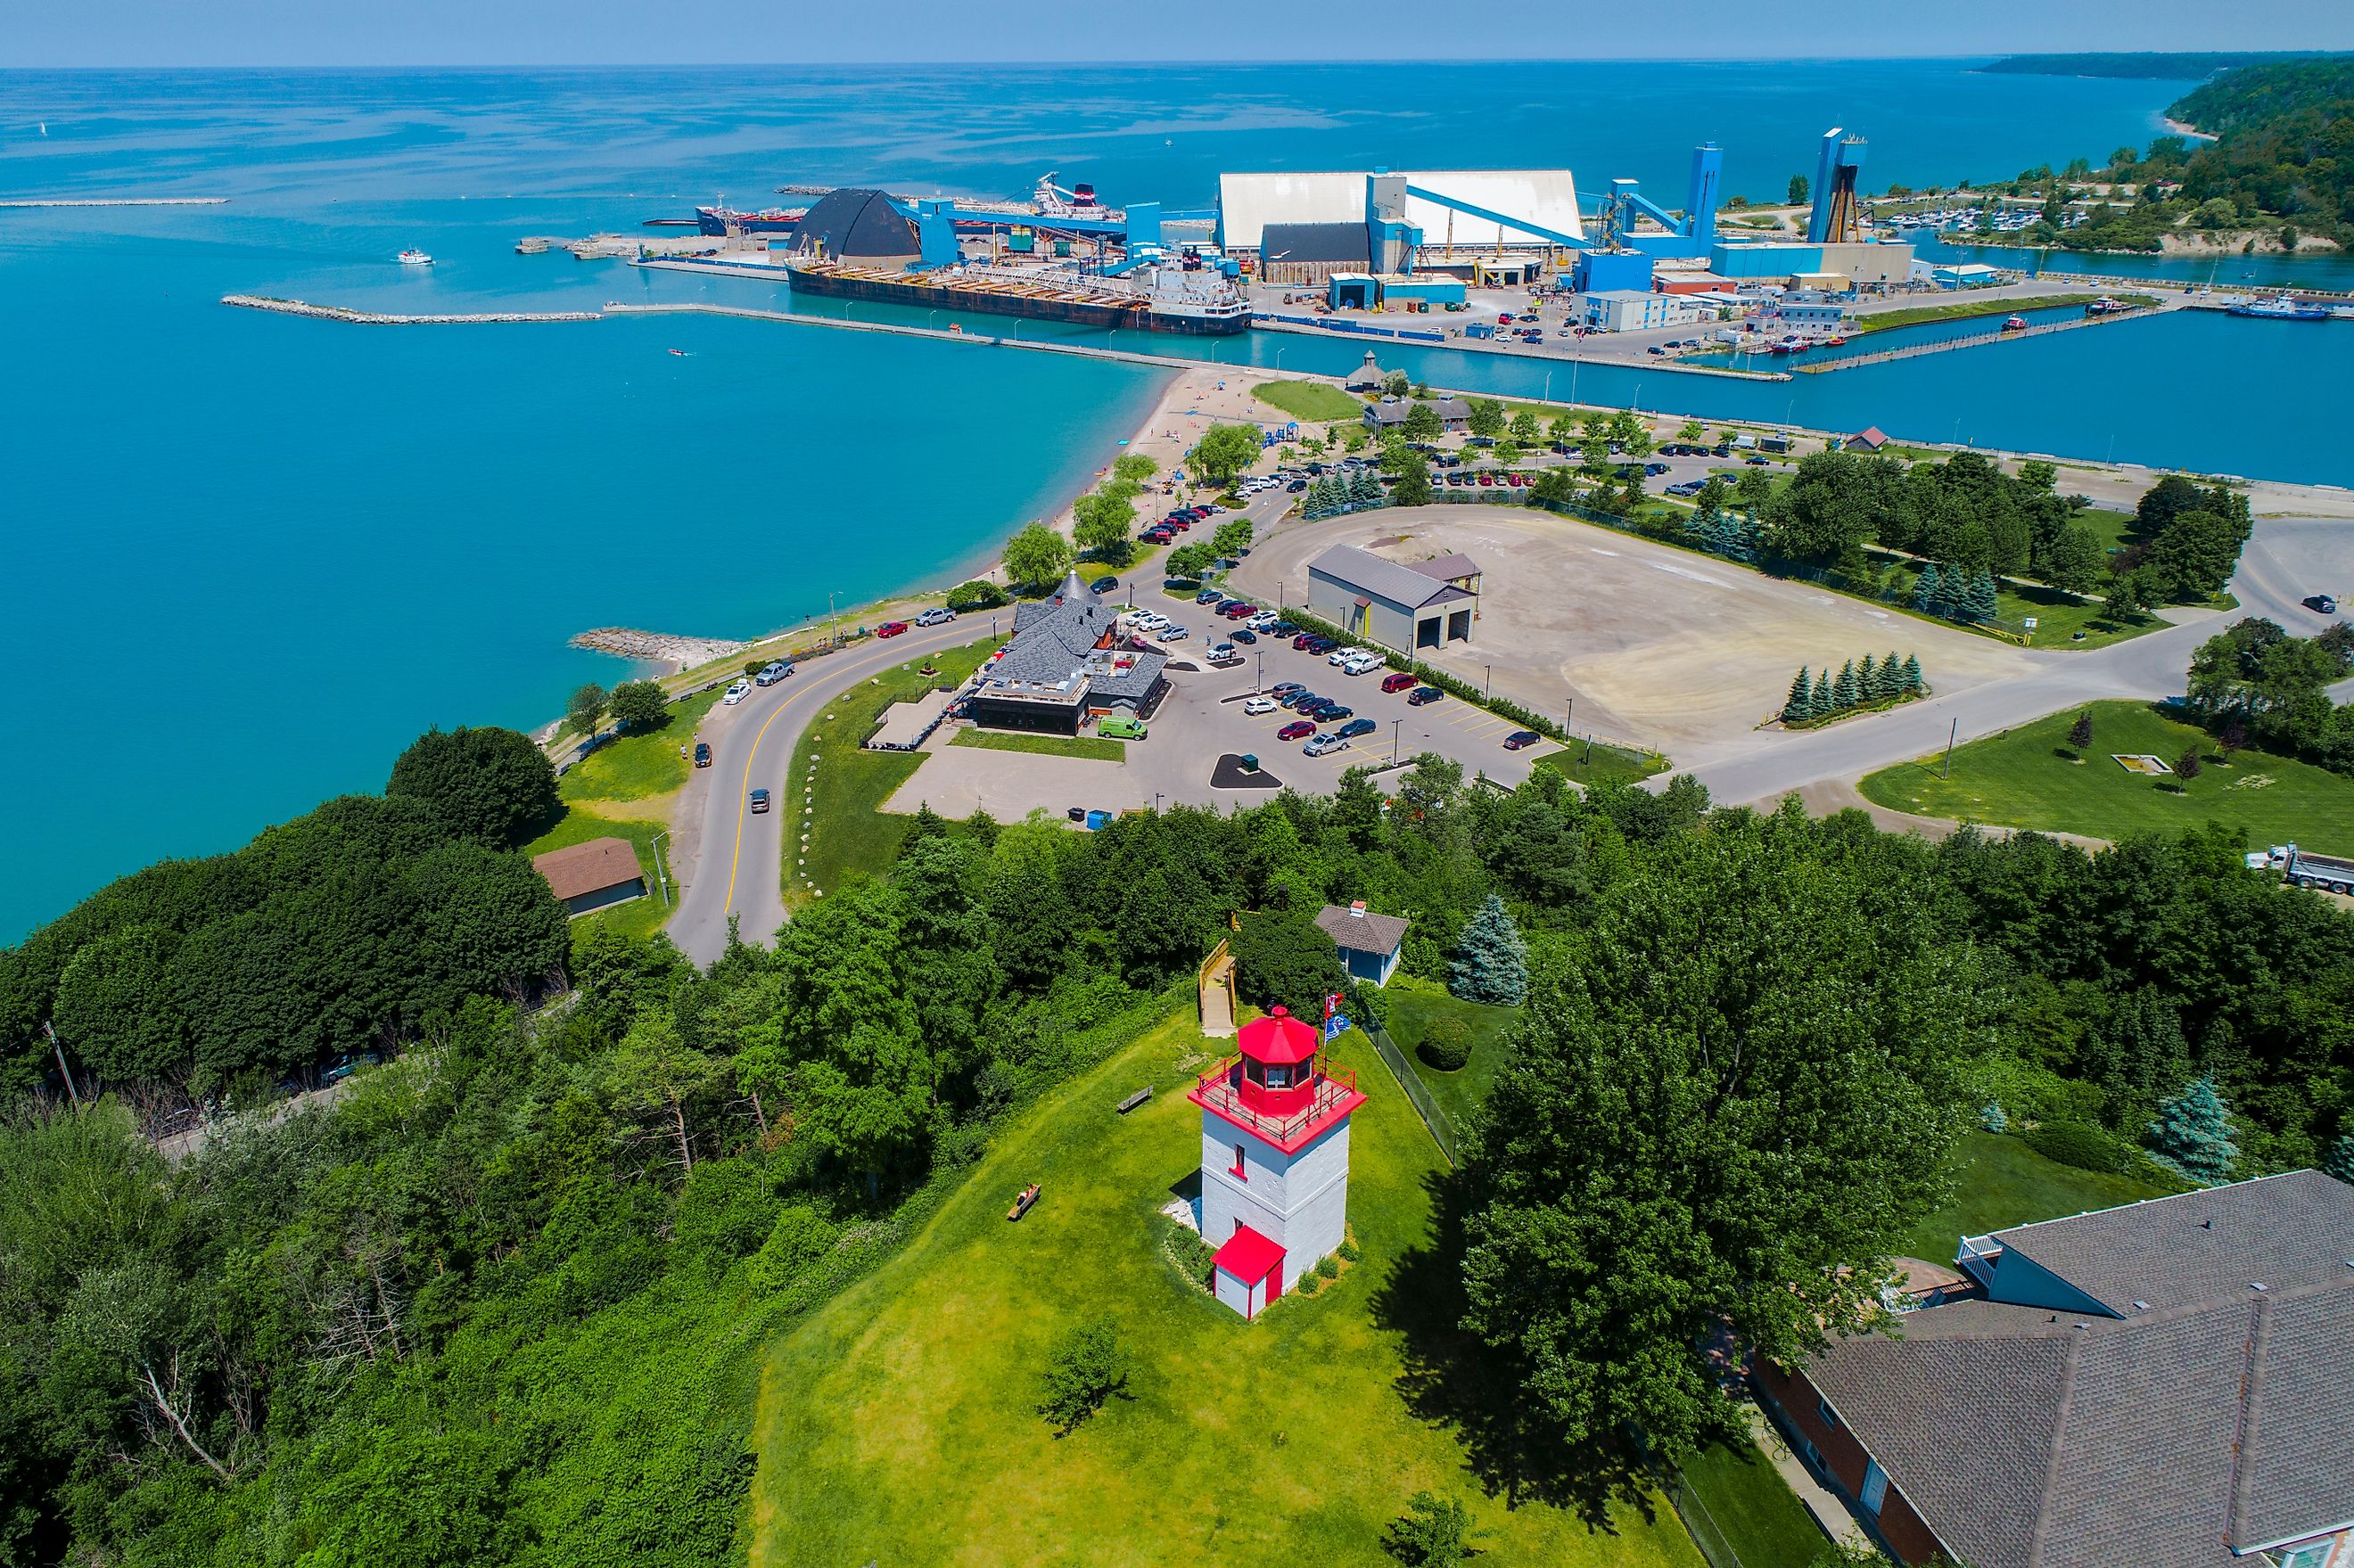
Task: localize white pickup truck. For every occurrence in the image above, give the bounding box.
[2247,843,2354,895]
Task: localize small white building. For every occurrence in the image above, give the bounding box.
[1582,289,1707,332]
[1189,1006,1364,1319]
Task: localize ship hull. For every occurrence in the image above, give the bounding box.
[783,263,1249,336]
[696,209,802,236]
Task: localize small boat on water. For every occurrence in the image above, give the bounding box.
[397,249,433,266]
[667,349,687,357]
[2227,293,2332,322]
[2086,297,2126,316]
[2001,315,2029,332]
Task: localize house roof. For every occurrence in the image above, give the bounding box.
[1237,1006,1322,1065]
[992,579,1167,703]
[1343,349,1387,390]
[1990,1170,2354,1315]
[1408,552,1481,582]
[531,838,644,901]
[1261,220,1372,267]
[1315,904,1411,956]
[1847,426,1889,447]
[1307,544,1473,612]
[1213,1222,1286,1285]
[1364,397,1472,425]
[1798,1171,2354,1568]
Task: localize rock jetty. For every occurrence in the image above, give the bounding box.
[571,628,750,669]
[220,295,599,324]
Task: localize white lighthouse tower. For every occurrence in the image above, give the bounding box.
[1188,1006,1365,1319]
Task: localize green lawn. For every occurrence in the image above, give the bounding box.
[1253,379,1367,423]
[1868,554,2160,650]
[1674,1434,1826,1568]
[1850,292,2157,335]
[1897,1131,2172,1263]
[745,1014,1707,1568]
[1858,700,2354,849]
[521,808,674,940]
[2071,506,2138,553]
[1379,981,1521,1134]
[1535,736,1673,788]
[559,686,726,803]
[951,728,1126,762]
[784,637,999,906]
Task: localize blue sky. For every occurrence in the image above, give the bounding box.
[9,0,2353,67]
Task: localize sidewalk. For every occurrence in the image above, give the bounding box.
[1741,1399,1868,1548]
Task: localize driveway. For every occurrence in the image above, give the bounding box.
[665,614,1007,965]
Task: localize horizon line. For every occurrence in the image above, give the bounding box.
[0,51,2284,70]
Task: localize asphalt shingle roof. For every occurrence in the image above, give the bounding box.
[1797,1172,2354,1568]
[1307,544,1475,612]
[987,581,1166,705]
[1314,905,1410,956]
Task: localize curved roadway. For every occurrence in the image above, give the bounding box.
[665,616,999,965]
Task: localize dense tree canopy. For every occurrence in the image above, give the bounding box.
[387,725,563,848]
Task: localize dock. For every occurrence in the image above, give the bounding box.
[221,295,601,325]
[1794,303,2165,374]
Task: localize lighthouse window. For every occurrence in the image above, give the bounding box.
[1231,1144,1247,1179]
[1266,1063,1293,1089]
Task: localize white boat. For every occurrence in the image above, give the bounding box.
[397,249,433,266]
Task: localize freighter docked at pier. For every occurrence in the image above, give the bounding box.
[778,257,1250,336]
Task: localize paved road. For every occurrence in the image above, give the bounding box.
[665,616,998,965]
[1666,517,2347,805]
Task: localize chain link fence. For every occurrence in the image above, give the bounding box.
[1345,985,1459,1167]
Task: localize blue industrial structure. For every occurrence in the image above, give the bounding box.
[1807,129,1868,244]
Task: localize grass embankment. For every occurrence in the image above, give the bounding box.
[951,729,1127,762]
[522,809,673,940]
[746,1013,1708,1568]
[1850,292,2159,335]
[1898,1130,2173,1262]
[1253,379,1367,423]
[1535,737,1675,788]
[1379,980,1520,1136]
[559,687,728,804]
[1859,699,2354,846]
[783,636,999,906]
[1674,1435,1828,1568]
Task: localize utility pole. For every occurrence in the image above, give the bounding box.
[650,831,671,906]
[1392,717,1402,766]
[828,590,841,648]
[1941,717,1959,778]
[44,1022,80,1109]
[1484,664,1492,699]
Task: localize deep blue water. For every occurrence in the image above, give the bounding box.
[0,61,2342,939]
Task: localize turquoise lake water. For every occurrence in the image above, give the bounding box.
[3,62,2348,939]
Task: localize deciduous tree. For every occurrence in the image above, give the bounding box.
[389,727,561,848]
[1002,522,1074,588]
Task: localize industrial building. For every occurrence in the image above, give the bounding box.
[1584,289,1709,332]
[1305,544,1478,652]
[1218,169,1586,262]
[1709,239,1913,289]
[1324,271,1466,310]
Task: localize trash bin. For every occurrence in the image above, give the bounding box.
[1240,753,1260,772]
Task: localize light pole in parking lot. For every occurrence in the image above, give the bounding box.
[1255,649,1263,692]
[1391,718,1402,767]
[1483,664,1492,699]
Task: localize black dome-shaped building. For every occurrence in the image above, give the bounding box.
[791,188,919,263]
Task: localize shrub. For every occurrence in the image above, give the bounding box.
[945,579,1009,612]
[1417,1014,1473,1072]
[747,1204,840,1294]
[1386,1491,1481,1568]
[2027,1120,2130,1175]
[1296,1271,1321,1296]
[1316,1253,1340,1280]
[1338,1237,1362,1264]
[1233,908,1344,1023]
[1036,1316,1129,1435]
[1980,1102,2009,1134]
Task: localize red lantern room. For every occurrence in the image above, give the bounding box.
[1188,1006,1365,1318]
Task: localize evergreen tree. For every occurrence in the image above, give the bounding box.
[1812,670,1834,713]
[2325,1133,2354,1186]
[1450,893,1529,1006]
[1912,562,1943,612]
[1856,654,1877,702]
[1967,568,2000,621]
[1350,470,1384,505]
[1879,650,1904,700]
[1783,668,1815,724]
[2070,710,2095,749]
[2147,1076,2239,1185]
[1980,1102,2008,1134]
[1832,661,1859,710]
[1901,654,1923,694]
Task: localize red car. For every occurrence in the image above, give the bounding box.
[877,620,909,637]
[1292,633,1318,649]
[1277,719,1316,741]
[1380,671,1417,694]
[1503,729,1543,750]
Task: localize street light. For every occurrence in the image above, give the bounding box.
[649,831,671,906]
[1392,717,1402,767]
[1484,664,1492,699]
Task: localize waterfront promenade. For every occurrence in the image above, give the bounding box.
[1798,299,2170,373]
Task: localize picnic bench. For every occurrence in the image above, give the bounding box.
[1115,1086,1154,1115]
[1007,1183,1041,1222]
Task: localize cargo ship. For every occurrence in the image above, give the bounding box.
[695,201,807,236]
[779,259,1250,336]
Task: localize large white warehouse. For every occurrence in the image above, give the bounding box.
[1217,168,1584,255]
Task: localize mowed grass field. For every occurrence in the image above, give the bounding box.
[1252,378,1367,423]
[1897,1131,2175,1266]
[1859,700,2354,848]
[952,728,1126,762]
[522,808,672,939]
[560,685,728,803]
[1380,982,1521,1136]
[745,1014,1707,1568]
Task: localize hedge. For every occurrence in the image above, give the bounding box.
[2026,1120,2131,1176]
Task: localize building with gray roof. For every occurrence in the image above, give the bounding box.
[1362,395,1471,432]
[965,571,1168,735]
[1305,543,1477,653]
[1315,901,1410,987]
[1756,1170,2354,1568]
[1259,221,1374,283]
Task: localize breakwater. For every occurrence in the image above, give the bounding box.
[1796,304,2164,374]
[1253,312,1794,382]
[2,197,229,208]
[221,295,601,324]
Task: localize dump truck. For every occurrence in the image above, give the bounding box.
[2249,843,2354,895]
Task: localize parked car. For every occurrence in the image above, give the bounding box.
[749,787,771,812]
[1208,644,1242,666]
[1327,647,1356,667]
[1335,718,1378,739]
[1196,588,1224,604]
[1270,621,1298,637]
[722,679,751,705]
[1230,628,1257,644]
[1278,719,1316,741]
[754,661,791,686]
[1407,685,1444,705]
[1292,633,1318,650]
[1287,479,1307,492]
[1304,733,1352,757]
[1381,671,1418,694]
[1132,611,1167,629]
[1248,612,1279,629]
[1244,696,1278,715]
[1091,575,1119,594]
[1308,703,1354,723]
[914,607,956,627]
[693,742,712,768]
[1280,689,1320,709]
[1099,716,1148,741]
[1502,729,1543,750]
[1305,636,1338,654]
[1270,681,1304,696]
[877,620,910,637]
[1157,624,1189,642]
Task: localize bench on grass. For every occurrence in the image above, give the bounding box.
[1115,1087,1154,1115]
[1007,1183,1041,1222]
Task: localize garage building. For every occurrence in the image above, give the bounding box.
[1306,544,1477,653]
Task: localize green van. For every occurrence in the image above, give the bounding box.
[1098,717,1148,741]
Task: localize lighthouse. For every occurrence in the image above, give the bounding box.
[1188,1006,1366,1319]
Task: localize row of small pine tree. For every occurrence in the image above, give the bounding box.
[1299,471,1387,520]
[1782,651,1924,724]
[1914,561,2001,623]
[1680,506,1759,561]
